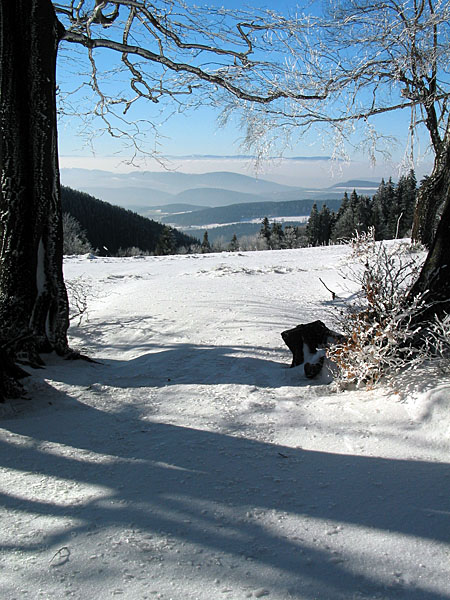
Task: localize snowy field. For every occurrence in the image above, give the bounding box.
[1,245,449,600]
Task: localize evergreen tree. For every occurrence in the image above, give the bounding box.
[384,177,399,238]
[270,222,284,249]
[259,217,272,248]
[335,191,349,222]
[156,226,176,255]
[397,170,417,237]
[306,203,321,246]
[333,191,357,240]
[201,231,211,253]
[349,189,360,223]
[229,233,239,251]
[318,204,333,245]
[372,179,388,240]
[329,174,416,242]
[355,195,373,234]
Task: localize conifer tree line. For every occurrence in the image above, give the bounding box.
[65,168,416,257]
[257,217,306,250]
[305,171,417,246]
[61,186,198,256]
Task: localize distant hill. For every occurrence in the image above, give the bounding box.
[172,187,267,207]
[161,198,343,228]
[70,186,174,209]
[143,203,207,220]
[60,168,297,207]
[61,186,198,255]
[61,168,380,213]
[167,170,294,194]
[329,179,378,189]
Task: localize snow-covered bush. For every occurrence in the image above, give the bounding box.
[328,230,438,388]
[424,314,450,374]
[116,246,146,257]
[63,213,92,255]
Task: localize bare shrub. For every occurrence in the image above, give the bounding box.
[328,231,434,388]
[66,277,95,326]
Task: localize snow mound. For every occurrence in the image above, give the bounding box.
[193,263,306,277]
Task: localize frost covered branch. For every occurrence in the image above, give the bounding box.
[53,1,450,165]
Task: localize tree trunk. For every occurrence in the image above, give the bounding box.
[408,190,450,324]
[411,143,450,248]
[0,0,69,363]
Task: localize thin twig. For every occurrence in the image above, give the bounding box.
[319,277,337,300]
[49,546,71,566]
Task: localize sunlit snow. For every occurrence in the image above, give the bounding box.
[1,245,449,600]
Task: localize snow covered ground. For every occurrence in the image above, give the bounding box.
[1,245,449,600]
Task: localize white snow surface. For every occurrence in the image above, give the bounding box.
[1,246,449,600]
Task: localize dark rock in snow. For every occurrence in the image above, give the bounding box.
[281,320,344,377]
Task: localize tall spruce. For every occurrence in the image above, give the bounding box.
[229,234,239,252]
[318,205,333,245]
[333,191,357,240]
[355,195,373,235]
[396,170,417,238]
[270,222,284,249]
[259,217,272,249]
[383,177,398,238]
[156,226,176,256]
[201,231,211,253]
[306,203,321,246]
[372,179,389,240]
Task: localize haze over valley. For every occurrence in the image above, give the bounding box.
[60,167,381,241]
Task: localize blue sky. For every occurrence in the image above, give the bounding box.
[56,0,434,187]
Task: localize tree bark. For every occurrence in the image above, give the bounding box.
[411,138,450,249]
[408,191,450,324]
[0,0,69,362]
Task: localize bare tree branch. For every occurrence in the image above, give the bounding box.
[54,0,450,167]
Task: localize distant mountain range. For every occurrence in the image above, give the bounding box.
[60,168,380,214]
[60,168,384,243]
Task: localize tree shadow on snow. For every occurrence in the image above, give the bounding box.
[1,387,449,600]
[44,341,309,389]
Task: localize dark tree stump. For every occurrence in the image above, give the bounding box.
[281,320,344,378]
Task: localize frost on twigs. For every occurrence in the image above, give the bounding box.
[424,314,450,375]
[66,276,95,326]
[328,229,449,389]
